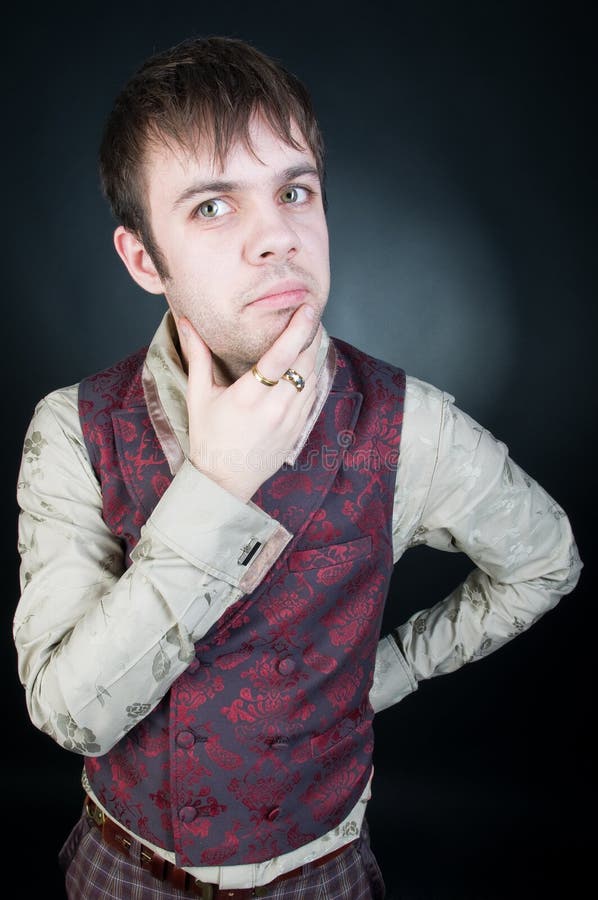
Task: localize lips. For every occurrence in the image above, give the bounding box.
[247,280,309,309]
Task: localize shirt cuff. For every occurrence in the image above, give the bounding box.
[143,458,292,591]
[370,633,419,713]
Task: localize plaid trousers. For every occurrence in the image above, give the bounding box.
[59,808,386,899]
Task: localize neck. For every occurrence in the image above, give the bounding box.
[211,353,238,386]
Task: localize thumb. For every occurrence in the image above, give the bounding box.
[178,317,214,394]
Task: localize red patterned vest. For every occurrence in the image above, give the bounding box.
[79,338,405,866]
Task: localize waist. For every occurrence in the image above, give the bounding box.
[82,771,371,887]
[85,795,358,898]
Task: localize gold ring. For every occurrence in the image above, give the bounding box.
[281,369,306,392]
[251,365,279,387]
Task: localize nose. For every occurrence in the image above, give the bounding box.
[244,205,301,265]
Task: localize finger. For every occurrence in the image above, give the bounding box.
[274,324,322,397]
[293,322,324,372]
[178,317,215,394]
[257,304,319,381]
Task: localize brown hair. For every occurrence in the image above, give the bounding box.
[99,36,326,277]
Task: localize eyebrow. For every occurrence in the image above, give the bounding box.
[172,164,320,210]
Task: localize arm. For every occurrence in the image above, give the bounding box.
[14,305,322,756]
[14,387,289,755]
[370,378,582,712]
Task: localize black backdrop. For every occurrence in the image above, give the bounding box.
[3,3,595,898]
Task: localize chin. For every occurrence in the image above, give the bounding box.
[237,307,322,373]
[258,312,296,349]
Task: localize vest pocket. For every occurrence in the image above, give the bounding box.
[288,535,372,572]
[310,700,369,757]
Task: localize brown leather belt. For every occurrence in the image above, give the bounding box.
[85,796,353,899]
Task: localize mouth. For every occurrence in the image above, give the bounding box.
[246,280,309,310]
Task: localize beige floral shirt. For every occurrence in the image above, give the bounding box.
[14,312,582,889]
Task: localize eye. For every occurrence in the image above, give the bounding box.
[280,186,312,205]
[196,198,232,219]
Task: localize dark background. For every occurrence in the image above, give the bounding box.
[4,3,595,898]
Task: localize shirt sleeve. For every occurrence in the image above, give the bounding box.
[370,377,583,713]
[13,386,291,755]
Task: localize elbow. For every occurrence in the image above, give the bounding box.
[53,712,105,756]
[541,537,583,601]
[19,647,112,757]
[23,668,107,757]
[26,697,106,757]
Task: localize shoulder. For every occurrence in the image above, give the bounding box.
[402,374,493,465]
[404,374,448,414]
[29,382,81,441]
[402,374,450,446]
[20,382,100,499]
[395,375,450,488]
[79,347,148,410]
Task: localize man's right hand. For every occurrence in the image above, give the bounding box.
[179,305,322,502]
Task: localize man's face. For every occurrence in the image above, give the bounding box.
[143,115,330,381]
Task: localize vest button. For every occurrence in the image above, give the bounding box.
[179,806,197,823]
[176,730,196,749]
[266,807,281,822]
[277,657,296,675]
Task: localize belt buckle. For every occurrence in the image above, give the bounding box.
[85,797,105,828]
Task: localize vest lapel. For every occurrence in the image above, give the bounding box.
[252,389,363,539]
[111,407,173,518]
[111,385,364,554]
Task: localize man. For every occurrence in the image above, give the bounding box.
[14,36,581,900]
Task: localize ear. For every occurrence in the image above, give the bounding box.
[113,226,164,295]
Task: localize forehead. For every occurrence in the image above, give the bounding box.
[143,115,316,198]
